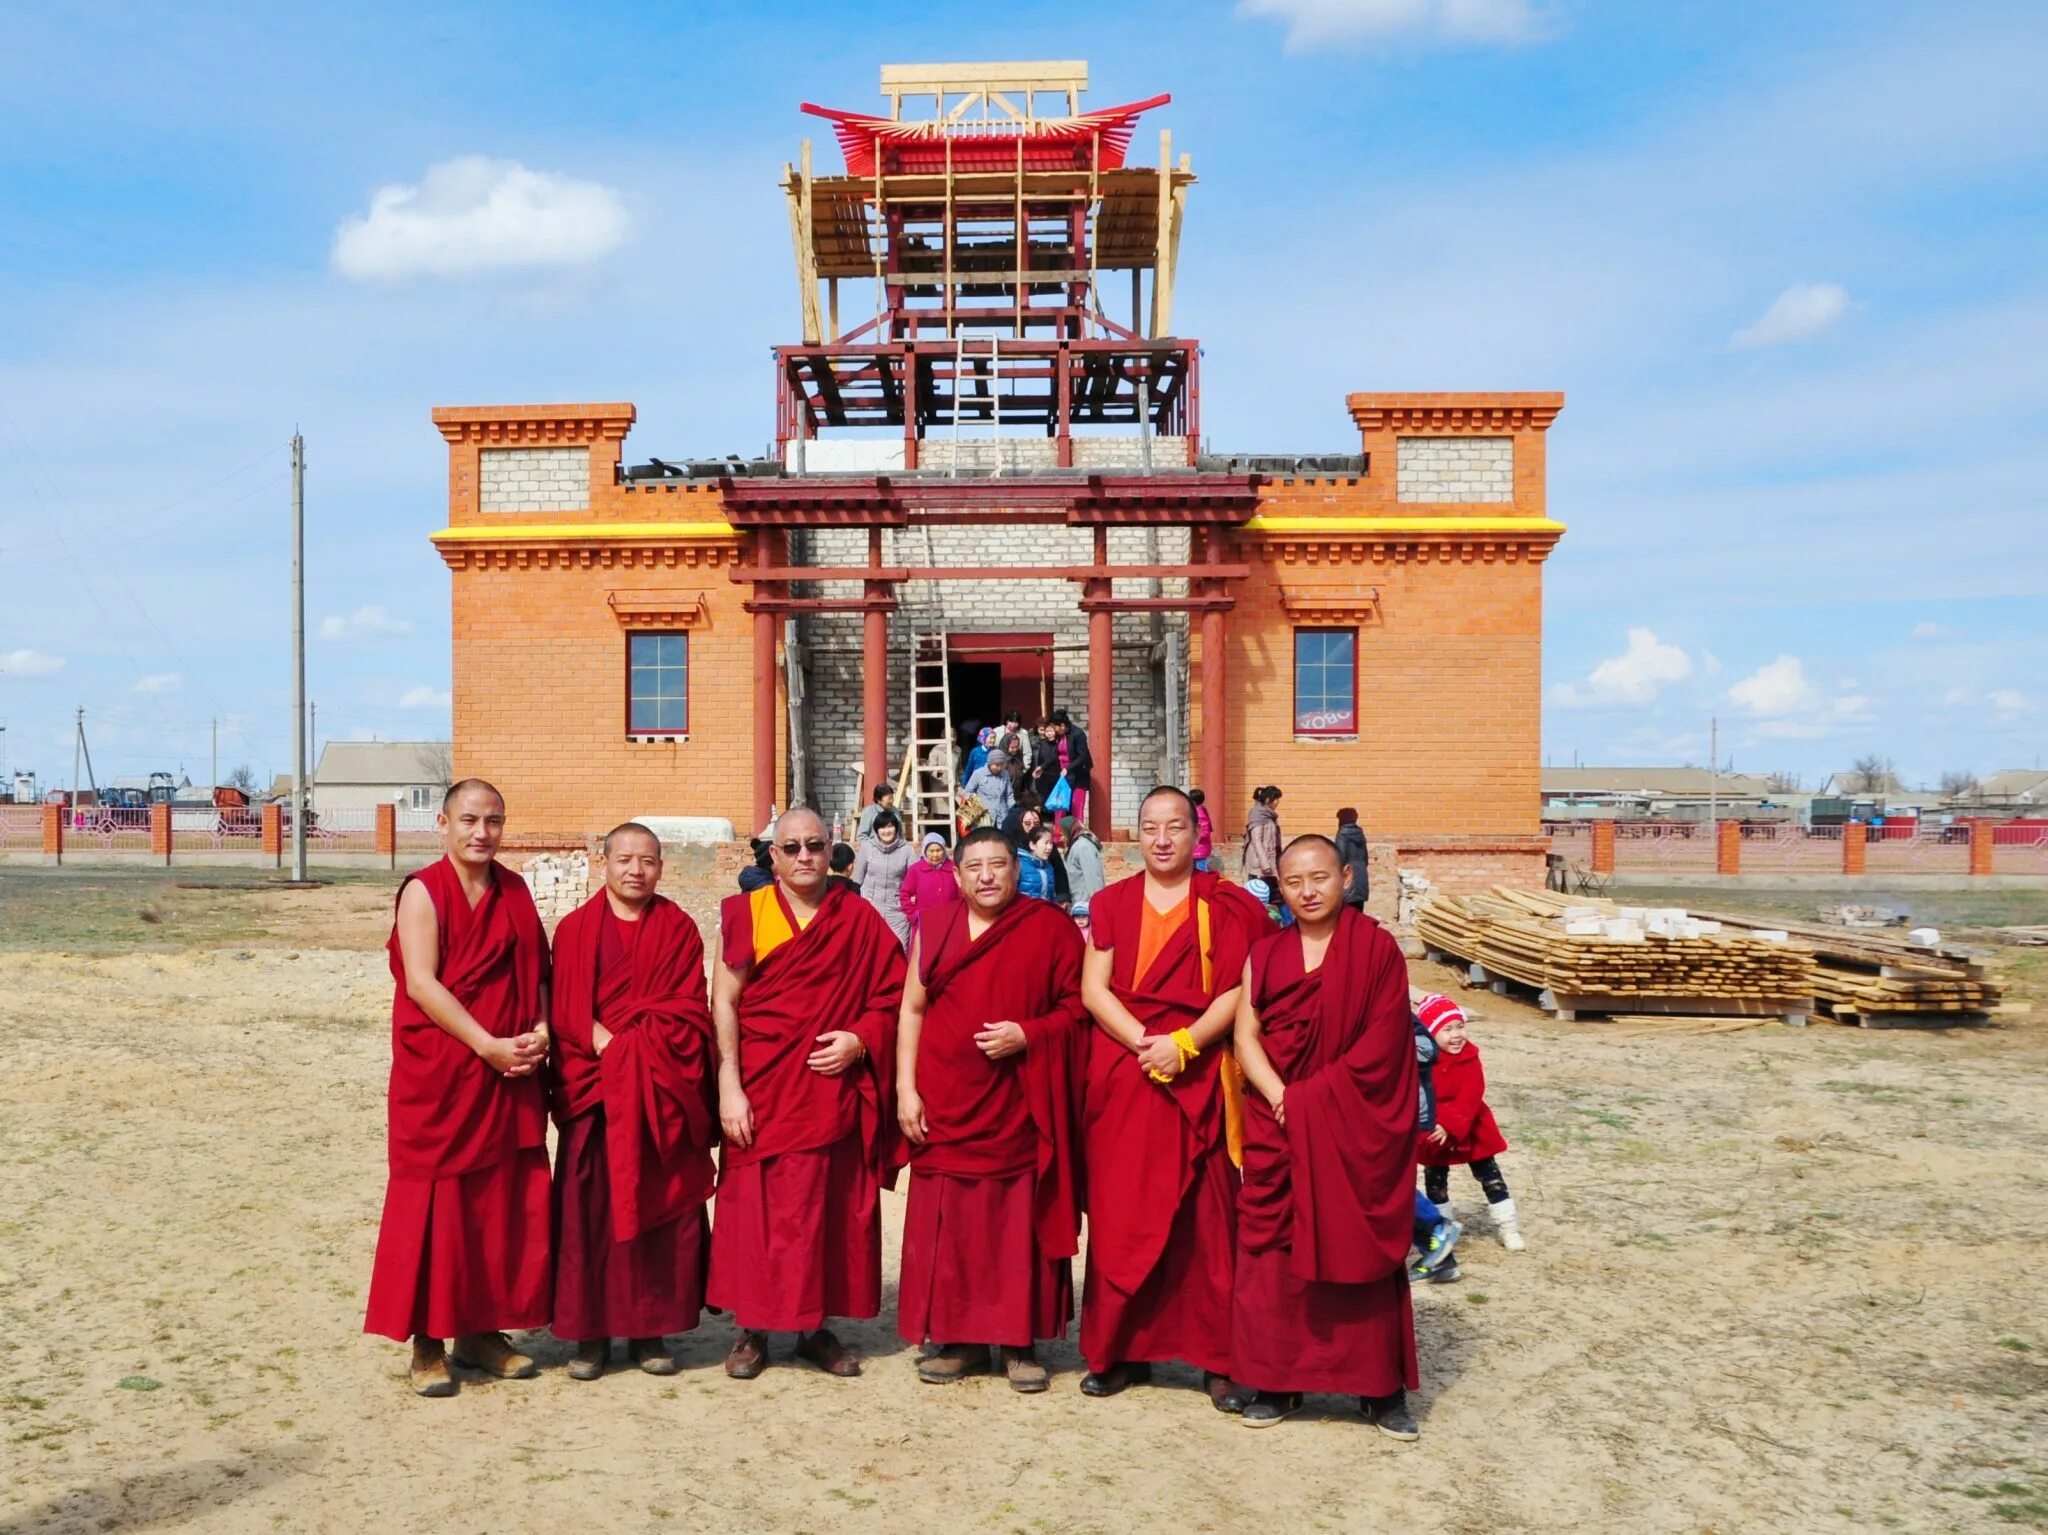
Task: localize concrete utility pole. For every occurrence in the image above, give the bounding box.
[1708,715,1719,829]
[72,707,82,811]
[210,718,217,796]
[291,433,308,881]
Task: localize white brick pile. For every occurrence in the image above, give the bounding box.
[479,447,590,512]
[1395,435,1513,504]
[521,850,591,920]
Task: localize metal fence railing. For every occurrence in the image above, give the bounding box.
[0,804,43,851]
[169,805,265,852]
[283,806,378,853]
[64,805,154,852]
[397,807,442,853]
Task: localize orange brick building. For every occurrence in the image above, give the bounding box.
[430,64,1564,892]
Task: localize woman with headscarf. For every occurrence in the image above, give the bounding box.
[899,831,964,944]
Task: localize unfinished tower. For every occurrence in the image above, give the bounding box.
[429,58,1566,897]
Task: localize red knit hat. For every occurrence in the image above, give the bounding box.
[1416,994,1467,1037]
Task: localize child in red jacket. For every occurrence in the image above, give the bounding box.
[1413,991,1525,1260]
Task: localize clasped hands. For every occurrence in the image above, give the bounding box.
[480,1021,549,1079]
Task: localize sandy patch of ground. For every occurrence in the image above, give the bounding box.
[1,881,2045,1533]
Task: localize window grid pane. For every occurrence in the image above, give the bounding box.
[1293,627,1357,734]
[627,633,689,734]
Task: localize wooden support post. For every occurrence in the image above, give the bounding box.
[1591,820,1615,876]
[1715,819,1741,876]
[862,528,890,799]
[753,533,781,834]
[1968,817,1994,876]
[1842,820,1867,876]
[1151,128,1173,336]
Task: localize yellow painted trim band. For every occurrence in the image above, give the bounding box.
[1242,516,1565,536]
[431,521,741,543]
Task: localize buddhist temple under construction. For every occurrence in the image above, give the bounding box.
[429,60,1566,895]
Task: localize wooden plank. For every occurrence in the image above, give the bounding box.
[881,61,1089,95]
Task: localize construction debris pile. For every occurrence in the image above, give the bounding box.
[1417,887,2002,1027]
[1417,888,1815,1021]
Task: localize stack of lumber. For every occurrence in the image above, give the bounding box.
[1679,908,2003,1023]
[1416,887,1816,1014]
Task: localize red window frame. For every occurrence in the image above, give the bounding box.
[626,631,689,737]
[1292,627,1359,737]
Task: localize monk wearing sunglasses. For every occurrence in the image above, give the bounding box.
[707,805,908,1379]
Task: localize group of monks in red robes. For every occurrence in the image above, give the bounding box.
[365,781,1425,1436]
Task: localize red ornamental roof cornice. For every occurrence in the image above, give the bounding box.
[800,95,1171,177]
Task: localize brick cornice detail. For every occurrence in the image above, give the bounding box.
[1256,537,1559,567]
[1279,585,1383,624]
[1347,393,1563,434]
[433,403,637,445]
[607,588,708,627]
[437,542,741,573]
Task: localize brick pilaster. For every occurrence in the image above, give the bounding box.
[1716,819,1741,876]
[42,803,62,861]
[1842,820,1867,875]
[1967,818,1994,877]
[149,802,172,864]
[1590,820,1615,875]
[262,802,283,863]
[375,803,397,867]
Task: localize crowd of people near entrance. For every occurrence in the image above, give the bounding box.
[366,771,1528,1439]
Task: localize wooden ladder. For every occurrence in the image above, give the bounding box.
[907,629,956,841]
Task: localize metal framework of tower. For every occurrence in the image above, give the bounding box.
[775,61,1199,468]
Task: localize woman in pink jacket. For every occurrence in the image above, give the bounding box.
[898,831,963,941]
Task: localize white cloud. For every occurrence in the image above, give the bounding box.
[133,672,181,693]
[0,648,65,678]
[1910,621,1952,641]
[319,605,412,642]
[1728,655,1817,716]
[332,156,630,281]
[1236,0,1543,51]
[1990,689,2035,718]
[399,686,451,710]
[1731,282,1851,349]
[1550,627,1692,708]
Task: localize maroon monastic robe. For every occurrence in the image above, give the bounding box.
[1079,870,1270,1375]
[548,892,717,1341]
[364,856,552,1342]
[891,896,1086,1347]
[705,880,907,1331]
[1233,908,1420,1396]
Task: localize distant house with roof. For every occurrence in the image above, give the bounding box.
[310,741,452,813]
[1967,769,2048,809]
[1540,767,1781,820]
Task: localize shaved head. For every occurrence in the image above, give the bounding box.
[442,777,504,814]
[772,804,826,841]
[1139,785,1196,821]
[1279,833,1343,873]
[601,821,662,857]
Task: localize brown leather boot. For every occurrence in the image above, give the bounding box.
[630,1337,679,1376]
[725,1330,769,1379]
[451,1331,538,1380]
[409,1336,455,1398]
[916,1343,990,1384]
[796,1328,862,1377]
[999,1346,1050,1394]
[567,1339,608,1381]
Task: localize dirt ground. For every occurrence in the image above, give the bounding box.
[1,866,2045,1534]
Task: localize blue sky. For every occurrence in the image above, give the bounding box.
[2,0,2043,791]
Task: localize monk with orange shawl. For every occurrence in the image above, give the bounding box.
[1077,786,1272,1411]
[708,806,907,1379]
